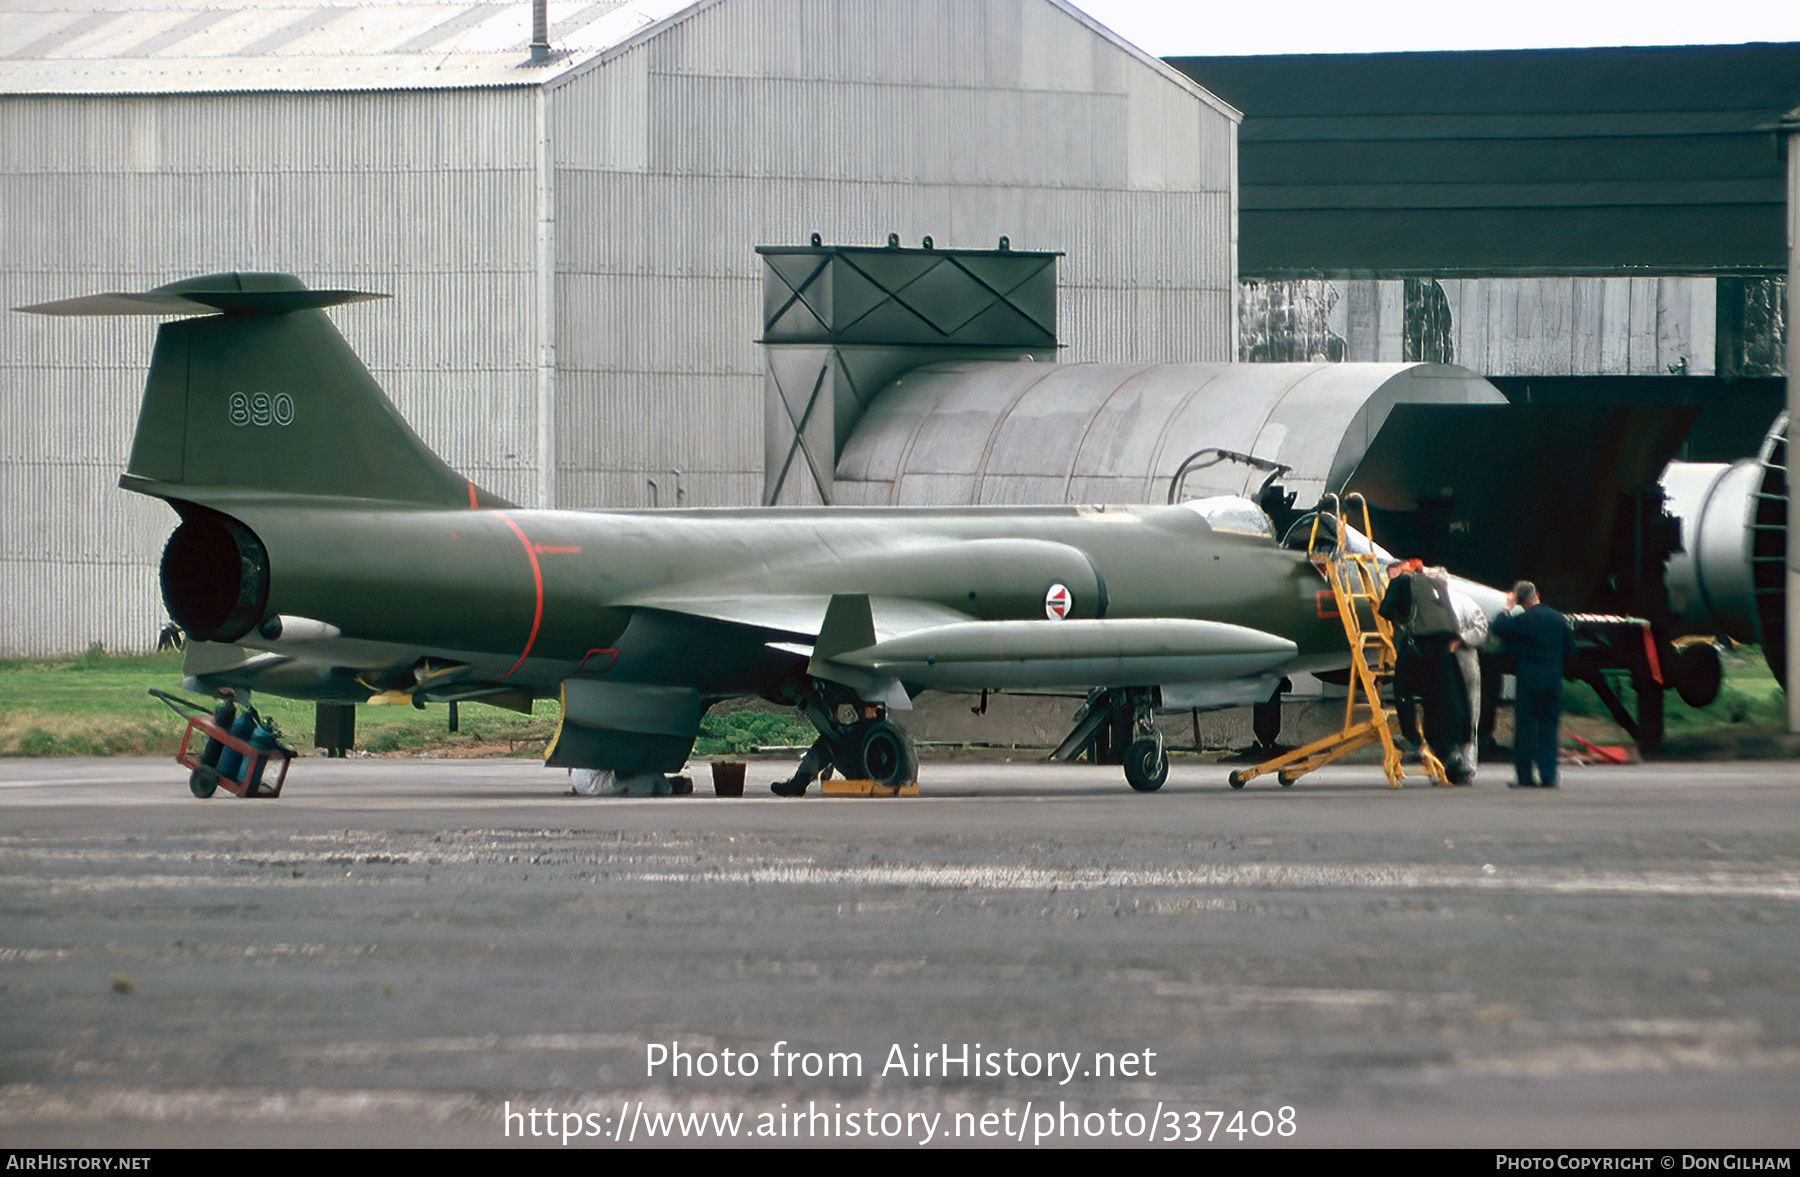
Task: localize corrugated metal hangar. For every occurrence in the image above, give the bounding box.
[0,0,1238,656]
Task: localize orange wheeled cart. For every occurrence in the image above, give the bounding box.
[151,689,295,798]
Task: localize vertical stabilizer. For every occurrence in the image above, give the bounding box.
[20,272,511,510]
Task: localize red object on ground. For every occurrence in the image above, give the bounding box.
[1567,733,1629,765]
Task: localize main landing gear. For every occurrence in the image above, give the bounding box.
[1050,687,1168,792]
[772,680,920,796]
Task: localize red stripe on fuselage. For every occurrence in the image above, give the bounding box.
[495,515,544,681]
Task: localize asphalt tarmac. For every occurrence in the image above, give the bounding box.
[1,754,1796,1149]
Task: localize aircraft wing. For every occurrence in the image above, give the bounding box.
[620,592,977,641]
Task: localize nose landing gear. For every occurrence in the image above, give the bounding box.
[1052,686,1169,792]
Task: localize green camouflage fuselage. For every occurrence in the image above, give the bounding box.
[185,493,1343,702]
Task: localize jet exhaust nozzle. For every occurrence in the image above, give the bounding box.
[160,510,270,643]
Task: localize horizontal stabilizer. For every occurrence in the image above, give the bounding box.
[18,274,386,318]
[18,289,387,318]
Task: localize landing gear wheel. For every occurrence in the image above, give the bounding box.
[1123,737,1168,792]
[1278,768,1302,786]
[1673,642,1723,708]
[1228,768,1252,789]
[188,768,218,799]
[858,721,918,788]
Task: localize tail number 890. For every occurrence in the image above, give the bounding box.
[229,391,296,427]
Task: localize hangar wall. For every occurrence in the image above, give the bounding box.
[1,86,543,658]
[1238,276,1721,375]
[0,0,1238,656]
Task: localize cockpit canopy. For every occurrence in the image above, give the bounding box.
[1174,495,1275,539]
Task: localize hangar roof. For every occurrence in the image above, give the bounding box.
[0,0,1229,109]
[0,0,699,94]
[1171,43,1800,278]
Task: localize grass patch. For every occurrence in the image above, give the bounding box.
[693,708,814,756]
[1665,644,1786,732]
[1561,644,1786,733]
[0,649,193,756]
[359,710,560,757]
[0,649,558,758]
[0,649,811,759]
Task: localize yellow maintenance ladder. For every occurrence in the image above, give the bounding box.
[1227,493,1447,789]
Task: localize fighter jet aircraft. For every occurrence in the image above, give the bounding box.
[23,272,1399,794]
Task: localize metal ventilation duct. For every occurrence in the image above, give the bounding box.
[830,360,1504,508]
[760,239,1061,506]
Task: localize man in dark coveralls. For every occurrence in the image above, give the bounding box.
[1378,560,1474,783]
[1492,580,1578,788]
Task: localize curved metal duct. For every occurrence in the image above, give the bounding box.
[832,360,1504,507]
